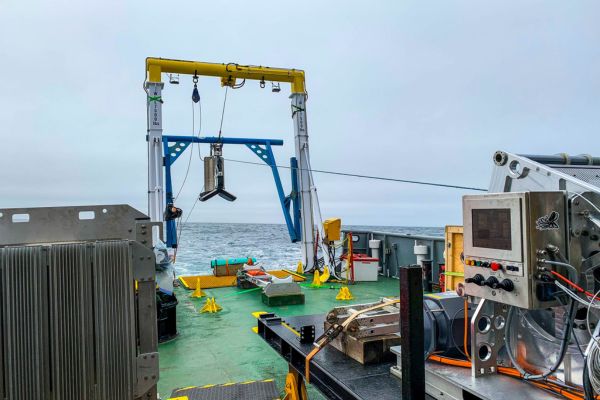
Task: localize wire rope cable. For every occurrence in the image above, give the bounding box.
[218,86,228,139]
[223,157,487,192]
[174,101,199,201]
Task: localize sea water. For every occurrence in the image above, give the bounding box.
[172,223,443,276]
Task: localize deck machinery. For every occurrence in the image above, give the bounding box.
[258,151,600,400]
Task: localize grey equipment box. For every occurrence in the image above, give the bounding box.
[0,205,160,400]
[462,191,568,309]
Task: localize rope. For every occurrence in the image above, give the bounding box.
[223,157,487,191]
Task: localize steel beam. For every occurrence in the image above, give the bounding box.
[292,93,315,271]
[146,82,165,232]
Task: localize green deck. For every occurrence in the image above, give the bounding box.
[158,277,400,399]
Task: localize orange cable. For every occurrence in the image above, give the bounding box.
[463,299,471,361]
[551,270,596,298]
[428,355,596,400]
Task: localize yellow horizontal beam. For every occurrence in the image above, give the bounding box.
[146,57,306,93]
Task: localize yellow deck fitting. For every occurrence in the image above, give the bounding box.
[336,286,354,300]
[319,266,330,283]
[190,278,205,298]
[251,311,268,333]
[200,297,222,313]
[311,270,322,287]
[296,261,304,274]
[283,370,308,400]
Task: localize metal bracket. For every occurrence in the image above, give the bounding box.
[135,352,159,398]
[166,141,191,165]
[471,299,508,377]
[131,241,156,282]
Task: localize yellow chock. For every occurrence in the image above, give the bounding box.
[336,286,354,301]
[200,297,222,313]
[296,261,304,274]
[190,278,205,298]
[311,270,322,287]
[319,266,330,283]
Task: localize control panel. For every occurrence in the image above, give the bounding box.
[462,191,568,309]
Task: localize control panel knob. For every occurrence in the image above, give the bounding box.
[497,279,514,292]
[483,276,499,288]
[465,274,485,286]
[490,262,502,271]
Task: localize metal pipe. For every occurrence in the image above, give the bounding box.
[519,153,600,166]
[399,265,425,400]
[163,135,284,146]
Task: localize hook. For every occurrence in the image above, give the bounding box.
[260,77,265,89]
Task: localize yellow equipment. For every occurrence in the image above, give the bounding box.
[444,225,464,291]
[200,297,222,313]
[311,270,322,287]
[190,278,206,298]
[323,218,341,242]
[319,265,330,283]
[335,286,354,300]
[282,370,308,400]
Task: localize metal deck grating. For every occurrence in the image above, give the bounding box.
[552,165,600,188]
[169,379,280,400]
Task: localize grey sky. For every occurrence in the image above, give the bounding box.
[1,1,599,226]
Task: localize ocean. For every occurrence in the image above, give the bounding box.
[172,223,444,276]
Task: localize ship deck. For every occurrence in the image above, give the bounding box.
[158,276,401,399]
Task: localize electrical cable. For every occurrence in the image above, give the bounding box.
[428,355,590,400]
[587,289,600,347]
[505,299,576,381]
[542,259,581,285]
[464,298,471,361]
[555,281,600,309]
[223,157,487,192]
[551,270,597,299]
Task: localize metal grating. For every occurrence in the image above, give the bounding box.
[552,166,600,189]
[0,241,140,400]
[0,246,50,400]
[170,380,281,400]
[48,243,95,399]
[93,241,136,400]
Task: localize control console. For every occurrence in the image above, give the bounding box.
[462,191,568,309]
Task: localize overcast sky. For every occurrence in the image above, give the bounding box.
[1,1,599,227]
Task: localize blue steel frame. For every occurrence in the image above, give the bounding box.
[162,135,301,248]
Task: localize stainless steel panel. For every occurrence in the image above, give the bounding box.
[48,243,95,399]
[93,241,137,400]
[0,246,50,400]
[0,204,150,246]
[462,191,567,309]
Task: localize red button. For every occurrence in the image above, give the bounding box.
[490,262,502,271]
